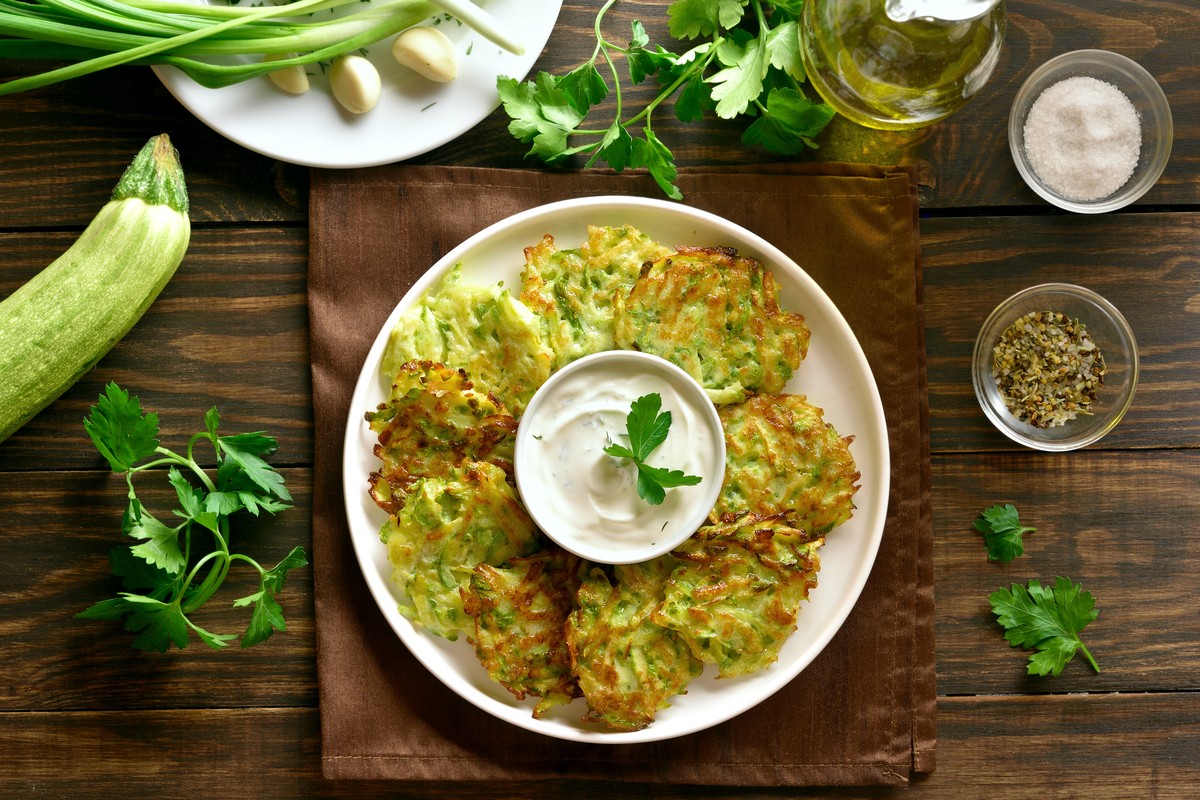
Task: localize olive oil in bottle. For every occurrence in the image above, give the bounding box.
[799,0,1006,131]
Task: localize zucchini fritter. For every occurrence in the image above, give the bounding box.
[381,462,540,640]
[566,558,703,731]
[366,360,517,514]
[382,265,552,415]
[715,394,860,535]
[655,513,823,678]
[613,246,809,404]
[463,549,587,716]
[520,225,671,368]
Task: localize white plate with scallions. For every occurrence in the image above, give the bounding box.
[342,196,891,743]
[153,0,561,168]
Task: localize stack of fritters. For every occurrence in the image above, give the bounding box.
[383,264,552,416]
[368,224,861,731]
[367,361,537,641]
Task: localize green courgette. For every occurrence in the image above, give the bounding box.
[0,134,190,444]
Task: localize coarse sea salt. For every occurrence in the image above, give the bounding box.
[1022,75,1142,203]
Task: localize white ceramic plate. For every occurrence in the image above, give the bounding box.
[342,196,890,743]
[153,0,562,167]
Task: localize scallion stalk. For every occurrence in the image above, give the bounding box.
[0,0,523,95]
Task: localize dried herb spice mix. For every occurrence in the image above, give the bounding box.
[992,311,1106,428]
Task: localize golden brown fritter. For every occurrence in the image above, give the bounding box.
[566,557,702,731]
[655,512,823,677]
[613,246,810,404]
[366,360,516,514]
[382,265,552,415]
[463,548,588,716]
[381,461,540,640]
[714,393,859,535]
[520,225,671,369]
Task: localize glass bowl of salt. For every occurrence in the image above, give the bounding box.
[1008,49,1172,213]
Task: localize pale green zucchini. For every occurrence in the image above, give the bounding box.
[0,134,190,443]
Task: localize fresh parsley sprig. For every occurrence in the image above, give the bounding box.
[604,392,702,506]
[497,0,836,200]
[77,382,306,652]
[990,577,1101,677]
[974,503,1036,563]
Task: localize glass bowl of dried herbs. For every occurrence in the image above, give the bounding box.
[972,283,1138,451]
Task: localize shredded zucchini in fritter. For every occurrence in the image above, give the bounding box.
[381,462,540,641]
[715,393,859,535]
[566,557,703,731]
[463,549,588,716]
[520,225,671,369]
[655,513,822,677]
[613,246,809,404]
[382,265,552,415]
[366,360,516,514]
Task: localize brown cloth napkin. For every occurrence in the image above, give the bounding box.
[308,163,934,787]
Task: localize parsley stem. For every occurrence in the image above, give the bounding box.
[135,448,216,492]
[622,40,721,128]
[1079,643,1101,673]
[180,518,231,613]
[229,552,266,576]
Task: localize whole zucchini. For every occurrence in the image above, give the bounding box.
[0,134,190,443]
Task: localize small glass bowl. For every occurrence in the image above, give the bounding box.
[972,284,1138,451]
[1009,49,1172,213]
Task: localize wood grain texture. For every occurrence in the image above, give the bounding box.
[0,226,312,471]
[0,468,315,712]
[922,212,1200,452]
[931,451,1200,694]
[1,1,1196,226]
[1,1,1198,796]
[3,693,1198,799]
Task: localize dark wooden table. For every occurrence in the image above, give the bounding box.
[2,1,1198,796]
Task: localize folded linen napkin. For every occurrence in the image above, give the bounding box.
[308,163,934,786]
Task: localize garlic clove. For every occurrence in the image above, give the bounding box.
[329,54,382,115]
[262,52,309,95]
[392,26,458,83]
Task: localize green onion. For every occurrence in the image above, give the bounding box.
[0,0,522,94]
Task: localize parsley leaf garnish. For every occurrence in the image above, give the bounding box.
[604,393,702,506]
[77,382,306,652]
[496,0,836,199]
[990,577,1101,676]
[974,503,1036,563]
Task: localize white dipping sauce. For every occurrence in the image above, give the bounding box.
[514,351,725,564]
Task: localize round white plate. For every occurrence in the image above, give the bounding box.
[342,196,890,743]
[154,0,562,167]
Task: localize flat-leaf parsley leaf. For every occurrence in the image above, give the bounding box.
[974,503,1036,563]
[990,576,1101,676]
[604,392,702,506]
[77,382,307,652]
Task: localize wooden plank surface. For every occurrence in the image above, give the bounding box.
[0,0,1196,227]
[3,693,1198,798]
[1,0,1198,796]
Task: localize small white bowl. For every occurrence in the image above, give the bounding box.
[1009,49,1172,213]
[513,351,725,564]
[972,283,1138,451]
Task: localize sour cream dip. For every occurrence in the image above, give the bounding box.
[514,351,725,564]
